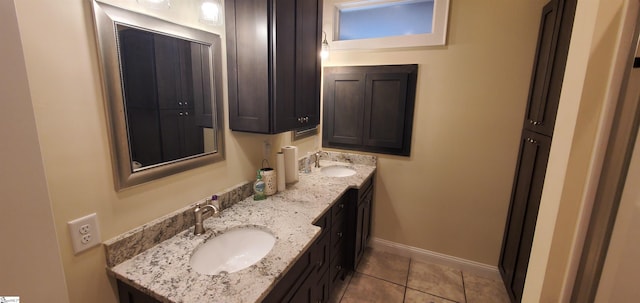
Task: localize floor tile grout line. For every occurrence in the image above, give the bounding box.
[461,271,468,303]
[403,258,412,303]
[405,285,461,303]
[357,270,409,288]
[337,272,353,303]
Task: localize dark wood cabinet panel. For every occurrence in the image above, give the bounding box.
[118,28,209,167]
[323,73,366,145]
[323,65,417,156]
[117,280,160,303]
[226,0,322,134]
[353,176,374,268]
[522,0,571,137]
[500,131,551,300]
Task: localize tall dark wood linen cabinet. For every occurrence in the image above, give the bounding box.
[498,0,576,301]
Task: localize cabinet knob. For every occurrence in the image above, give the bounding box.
[179,112,183,116]
[178,102,183,106]
[304,116,309,122]
[527,138,537,144]
[185,111,189,116]
[337,232,343,238]
[184,101,188,106]
[336,265,342,270]
[339,203,344,209]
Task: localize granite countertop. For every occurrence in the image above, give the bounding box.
[108,159,376,303]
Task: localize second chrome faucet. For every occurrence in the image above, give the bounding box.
[194,196,220,235]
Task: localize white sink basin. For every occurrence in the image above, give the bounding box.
[189,227,275,275]
[321,165,356,177]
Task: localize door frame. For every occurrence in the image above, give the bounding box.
[570,2,640,301]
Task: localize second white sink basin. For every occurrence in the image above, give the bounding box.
[321,165,356,177]
[189,227,275,275]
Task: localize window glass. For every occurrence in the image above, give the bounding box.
[338,0,434,41]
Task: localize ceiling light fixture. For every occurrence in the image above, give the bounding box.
[199,0,223,26]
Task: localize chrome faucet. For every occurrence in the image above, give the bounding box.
[311,151,327,168]
[193,199,219,235]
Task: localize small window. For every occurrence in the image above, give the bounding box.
[325,0,449,50]
[338,1,434,40]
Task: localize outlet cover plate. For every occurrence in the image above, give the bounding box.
[67,213,101,254]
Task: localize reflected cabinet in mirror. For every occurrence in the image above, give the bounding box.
[92,1,224,190]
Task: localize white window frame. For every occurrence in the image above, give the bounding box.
[325,0,450,50]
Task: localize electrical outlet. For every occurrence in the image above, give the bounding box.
[79,224,90,235]
[68,213,101,254]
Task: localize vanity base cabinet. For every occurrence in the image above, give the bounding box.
[262,211,330,303]
[353,176,374,269]
[116,280,160,303]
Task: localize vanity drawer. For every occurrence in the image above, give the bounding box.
[331,219,346,249]
[330,251,345,287]
[313,210,331,231]
[332,192,350,220]
[311,229,331,276]
[357,176,374,201]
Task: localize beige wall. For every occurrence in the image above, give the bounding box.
[323,0,547,265]
[10,1,313,302]
[0,1,70,302]
[5,0,586,301]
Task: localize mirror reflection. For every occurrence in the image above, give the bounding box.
[117,25,215,170]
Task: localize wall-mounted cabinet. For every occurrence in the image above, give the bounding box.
[225,0,323,134]
[323,65,417,156]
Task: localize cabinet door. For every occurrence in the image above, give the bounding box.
[323,72,366,145]
[273,0,321,132]
[225,0,270,132]
[523,0,565,136]
[499,130,551,302]
[363,72,409,150]
[191,43,213,128]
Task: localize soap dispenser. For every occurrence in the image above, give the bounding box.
[254,170,266,200]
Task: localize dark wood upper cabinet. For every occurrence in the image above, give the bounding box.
[522,0,570,137]
[323,65,417,156]
[225,0,322,134]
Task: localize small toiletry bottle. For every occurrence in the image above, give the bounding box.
[303,152,312,173]
[254,170,266,200]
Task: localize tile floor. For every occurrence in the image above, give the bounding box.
[329,248,511,303]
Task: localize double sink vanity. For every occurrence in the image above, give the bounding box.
[104,152,376,303]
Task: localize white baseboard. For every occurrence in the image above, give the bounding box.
[369,237,501,280]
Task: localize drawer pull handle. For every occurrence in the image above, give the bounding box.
[336,265,342,270]
[339,203,344,209]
